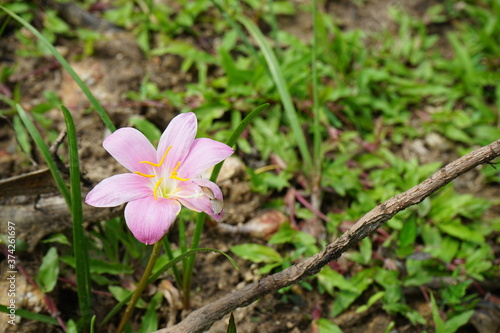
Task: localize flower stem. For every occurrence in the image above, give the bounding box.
[116,239,163,333]
[182,103,270,310]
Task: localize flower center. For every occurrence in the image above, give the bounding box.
[133,145,190,200]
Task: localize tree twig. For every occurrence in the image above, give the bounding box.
[155,139,500,333]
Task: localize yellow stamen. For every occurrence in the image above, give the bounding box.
[139,146,172,167]
[153,177,164,200]
[170,161,189,181]
[134,171,156,178]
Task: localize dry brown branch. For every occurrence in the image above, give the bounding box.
[155,139,500,333]
[0,169,122,251]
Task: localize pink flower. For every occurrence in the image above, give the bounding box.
[85,112,234,244]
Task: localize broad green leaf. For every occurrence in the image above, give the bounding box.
[41,233,71,246]
[356,291,385,313]
[109,286,147,309]
[129,116,162,145]
[399,216,417,247]
[37,247,59,293]
[431,294,446,333]
[139,292,163,333]
[437,219,484,243]
[12,115,31,155]
[316,318,343,333]
[230,244,282,264]
[66,320,78,333]
[319,265,365,295]
[444,310,474,333]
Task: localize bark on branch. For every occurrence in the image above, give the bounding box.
[155,139,500,333]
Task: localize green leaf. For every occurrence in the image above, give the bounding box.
[230,244,283,264]
[41,233,71,246]
[210,103,269,183]
[62,105,93,327]
[109,286,147,309]
[268,223,296,244]
[404,260,433,287]
[238,15,313,170]
[16,104,70,206]
[227,313,237,333]
[12,115,31,155]
[37,247,59,293]
[101,247,238,327]
[444,310,474,333]
[356,291,385,313]
[437,219,484,243]
[316,318,343,333]
[443,125,471,143]
[0,305,58,325]
[60,256,133,275]
[66,320,78,333]
[399,215,417,247]
[139,292,163,333]
[439,236,459,263]
[359,237,372,264]
[318,266,359,296]
[129,116,162,145]
[430,293,446,333]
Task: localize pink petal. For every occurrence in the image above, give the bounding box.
[178,138,234,178]
[156,113,197,175]
[85,174,152,207]
[103,128,157,174]
[124,197,181,244]
[176,180,224,222]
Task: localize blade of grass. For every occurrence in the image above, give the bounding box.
[61,105,93,330]
[0,5,116,133]
[227,312,237,333]
[211,103,270,182]
[0,305,59,325]
[312,0,321,171]
[267,0,280,56]
[182,103,269,309]
[210,0,262,63]
[238,15,313,170]
[100,247,237,327]
[16,104,71,206]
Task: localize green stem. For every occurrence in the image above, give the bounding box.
[182,103,269,309]
[181,213,205,310]
[162,237,182,291]
[116,240,163,333]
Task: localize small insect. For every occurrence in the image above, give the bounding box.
[198,184,224,216]
[210,198,224,216]
[199,185,215,200]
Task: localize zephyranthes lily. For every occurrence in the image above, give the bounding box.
[85,112,233,244]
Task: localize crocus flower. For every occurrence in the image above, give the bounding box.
[85,112,234,244]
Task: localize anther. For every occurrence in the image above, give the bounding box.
[170,161,189,181]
